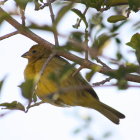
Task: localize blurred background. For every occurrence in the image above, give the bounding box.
[0,1,140,140]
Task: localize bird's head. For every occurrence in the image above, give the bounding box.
[21,45,51,62]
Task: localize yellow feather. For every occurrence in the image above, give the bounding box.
[22,44,125,124]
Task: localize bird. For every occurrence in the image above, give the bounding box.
[22,44,125,124]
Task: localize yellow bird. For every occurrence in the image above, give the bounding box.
[22,44,125,124]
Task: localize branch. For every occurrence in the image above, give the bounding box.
[92,77,112,86]
[30,101,45,107]
[0,31,19,41]
[26,101,45,111]
[20,9,25,26]
[73,6,88,29]
[0,7,53,50]
[0,7,140,83]
[47,0,59,46]
[40,0,57,9]
[95,57,111,69]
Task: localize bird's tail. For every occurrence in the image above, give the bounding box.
[81,99,125,124]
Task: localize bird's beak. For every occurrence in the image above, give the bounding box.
[21,52,30,58]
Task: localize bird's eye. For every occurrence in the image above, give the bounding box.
[32,50,37,53]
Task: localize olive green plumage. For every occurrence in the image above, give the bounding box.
[22,44,125,124]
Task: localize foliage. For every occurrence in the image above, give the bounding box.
[0,0,140,139]
[0,101,25,111]
[127,33,140,65]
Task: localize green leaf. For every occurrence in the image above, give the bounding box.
[28,23,55,33]
[127,33,140,49]
[86,135,94,140]
[107,15,127,23]
[59,63,76,82]
[34,0,41,10]
[127,33,140,64]
[54,2,73,26]
[0,101,25,111]
[14,0,31,9]
[116,51,122,60]
[73,128,82,134]
[92,33,117,56]
[71,8,88,28]
[19,80,34,100]
[128,0,140,12]
[60,31,84,53]
[117,79,128,90]
[48,72,59,84]
[61,42,84,53]
[80,0,104,11]
[85,70,95,82]
[0,77,6,95]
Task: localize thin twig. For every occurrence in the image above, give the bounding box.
[74,7,89,28]
[27,101,45,109]
[72,29,89,77]
[40,0,56,9]
[38,52,56,77]
[48,0,59,46]
[44,82,140,100]
[84,29,89,60]
[25,52,56,112]
[20,9,25,26]
[85,44,88,60]
[92,77,112,86]
[72,66,83,77]
[0,31,19,41]
[93,84,140,88]
[95,57,111,69]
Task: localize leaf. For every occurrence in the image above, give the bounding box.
[85,70,95,82]
[34,0,41,10]
[14,0,31,9]
[127,33,140,49]
[19,80,34,101]
[115,38,121,44]
[71,8,88,28]
[0,101,25,111]
[86,135,94,140]
[117,79,128,89]
[110,20,127,32]
[59,63,76,82]
[28,23,55,32]
[107,15,127,23]
[80,0,104,11]
[54,2,73,26]
[0,77,6,96]
[48,72,59,84]
[128,0,140,12]
[61,42,84,53]
[127,33,140,64]
[92,33,117,56]
[60,31,84,53]
[73,128,82,134]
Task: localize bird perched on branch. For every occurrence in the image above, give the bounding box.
[22,44,125,124]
